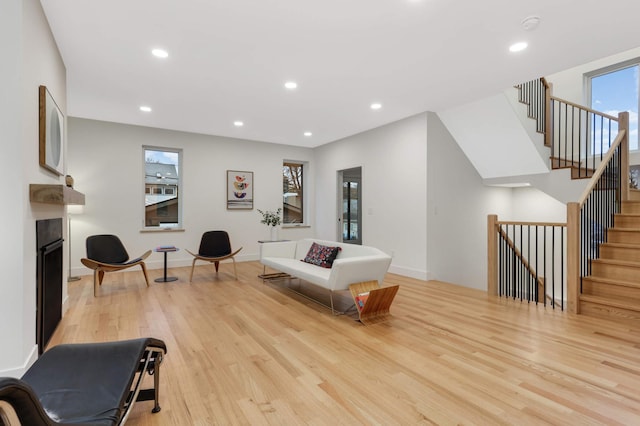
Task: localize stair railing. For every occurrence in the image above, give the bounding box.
[517,78,621,179]
[566,112,629,313]
[549,98,619,178]
[488,216,566,309]
[489,114,628,313]
[516,78,548,134]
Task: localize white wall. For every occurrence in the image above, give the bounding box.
[426,112,512,290]
[67,118,315,275]
[510,187,567,222]
[0,0,67,376]
[1,0,26,375]
[314,114,428,280]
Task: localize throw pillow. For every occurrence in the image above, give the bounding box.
[302,242,341,268]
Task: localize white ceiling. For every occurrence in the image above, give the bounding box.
[39,0,640,148]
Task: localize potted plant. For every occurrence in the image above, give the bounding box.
[258,208,282,240]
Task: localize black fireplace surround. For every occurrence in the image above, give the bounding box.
[36,218,63,355]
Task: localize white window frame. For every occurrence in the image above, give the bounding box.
[282,160,308,227]
[585,57,640,152]
[142,145,183,230]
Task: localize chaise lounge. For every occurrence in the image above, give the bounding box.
[0,337,166,426]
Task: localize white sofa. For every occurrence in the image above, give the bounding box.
[260,238,392,296]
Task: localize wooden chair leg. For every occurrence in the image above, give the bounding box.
[93,270,99,297]
[189,259,197,282]
[214,261,220,273]
[98,270,105,285]
[140,262,150,287]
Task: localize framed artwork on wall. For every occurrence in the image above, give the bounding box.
[39,85,65,176]
[227,170,253,209]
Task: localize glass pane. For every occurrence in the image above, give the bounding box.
[591,65,639,151]
[283,163,303,223]
[145,149,180,227]
[342,181,359,241]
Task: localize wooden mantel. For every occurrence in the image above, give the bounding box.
[30,184,85,205]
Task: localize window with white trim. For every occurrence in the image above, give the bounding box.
[283,161,304,224]
[144,146,182,228]
[587,60,639,151]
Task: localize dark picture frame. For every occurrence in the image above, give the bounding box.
[227,170,253,209]
[39,85,65,176]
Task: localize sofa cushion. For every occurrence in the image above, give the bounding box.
[301,242,341,268]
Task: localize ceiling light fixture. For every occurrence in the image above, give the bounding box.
[284,81,298,90]
[509,42,528,53]
[304,131,312,137]
[370,103,382,110]
[139,106,152,112]
[234,121,244,127]
[151,48,169,58]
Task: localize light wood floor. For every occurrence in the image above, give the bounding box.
[49,261,640,425]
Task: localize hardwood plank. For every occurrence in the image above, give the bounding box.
[47,261,640,425]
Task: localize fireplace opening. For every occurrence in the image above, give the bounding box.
[36,218,63,355]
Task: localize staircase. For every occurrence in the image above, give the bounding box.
[580,196,640,320]
[509,78,636,321]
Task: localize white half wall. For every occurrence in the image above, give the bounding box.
[67,118,316,276]
[314,114,428,280]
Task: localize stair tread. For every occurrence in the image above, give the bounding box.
[580,294,640,310]
[591,258,640,267]
[582,275,640,288]
[609,227,640,232]
[600,242,640,249]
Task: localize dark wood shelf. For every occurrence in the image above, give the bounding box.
[30,184,85,205]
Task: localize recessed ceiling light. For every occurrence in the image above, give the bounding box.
[304,131,312,137]
[151,48,169,58]
[139,106,152,112]
[509,42,528,52]
[284,81,298,90]
[370,103,382,110]
[234,121,244,127]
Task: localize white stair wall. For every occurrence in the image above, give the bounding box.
[437,91,549,179]
[437,88,589,204]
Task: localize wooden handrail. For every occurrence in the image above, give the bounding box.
[550,95,620,121]
[577,129,626,207]
[497,220,566,227]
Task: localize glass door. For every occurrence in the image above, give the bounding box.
[338,167,362,245]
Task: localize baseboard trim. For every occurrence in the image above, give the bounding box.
[388,265,429,281]
[0,345,38,378]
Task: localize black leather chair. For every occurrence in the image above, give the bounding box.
[186,231,242,281]
[0,337,166,425]
[81,235,151,297]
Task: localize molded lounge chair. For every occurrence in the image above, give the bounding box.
[0,337,167,426]
[187,230,242,281]
[81,234,151,296]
